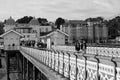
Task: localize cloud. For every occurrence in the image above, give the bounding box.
[0,0,120,21]
[93,0,112,8]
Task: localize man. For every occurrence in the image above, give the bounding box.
[75,40,80,51]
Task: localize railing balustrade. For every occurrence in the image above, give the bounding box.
[20,46,120,80]
[52,45,120,58]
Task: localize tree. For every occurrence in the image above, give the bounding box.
[55,17,65,29]
[38,18,48,25]
[0,22,4,35]
[107,16,120,39]
[16,16,33,23]
[85,17,104,22]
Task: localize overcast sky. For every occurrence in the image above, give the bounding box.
[0,0,120,21]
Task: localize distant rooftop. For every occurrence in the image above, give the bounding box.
[29,17,40,25]
[5,16,15,25]
[65,20,87,24]
[40,31,53,36]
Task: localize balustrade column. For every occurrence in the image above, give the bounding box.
[67,52,70,79]
[94,55,100,80]
[57,50,60,74]
[53,50,56,71]
[63,51,70,78]
[22,56,25,80]
[58,51,64,75]
[29,62,33,80]
[111,58,117,80]
[75,54,78,80]
[82,55,87,80]
[40,72,44,80]
[50,50,52,68]
[33,65,35,80]
[69,53,76,80]
[6,52,10,80]
[26,59,29,80]
[62,51,65,76]
[51,50,55,70]
[39,71,42,80]
[35,68,39,80]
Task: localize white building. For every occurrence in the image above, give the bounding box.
[0,30,23,50]
[40,29,69,47]
[14,25,37,41]
[4,17,52,42]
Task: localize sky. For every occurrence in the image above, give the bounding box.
[0,0,120,21]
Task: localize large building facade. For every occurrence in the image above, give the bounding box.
[87,21,108,43]
[62,20,88,44]
[62,20,108,44]
[4,17,52,41]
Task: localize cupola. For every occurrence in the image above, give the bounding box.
[29,17,40,25]
[6,16,15,25]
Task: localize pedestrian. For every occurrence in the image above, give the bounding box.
[75,40,80,51]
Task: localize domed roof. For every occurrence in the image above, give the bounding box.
[29,17,40,25]
[6,16,15,25]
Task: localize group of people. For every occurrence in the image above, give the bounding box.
[37,42,47,48]
[75,40,87,51]
[20,40,47,48]
[20,40,36,47]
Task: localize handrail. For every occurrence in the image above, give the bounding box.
[20,46,120,80]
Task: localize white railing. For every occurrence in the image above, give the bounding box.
[20,47,120,80]
[52,45,120,58]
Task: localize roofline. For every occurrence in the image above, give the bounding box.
[39,29,69,38]
[56,29,69,36]
[0,30,24,37]
[39,32,54,38]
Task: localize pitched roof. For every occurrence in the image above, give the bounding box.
[40,29,69,38]
[0,30,23,37]
[66,20,87,24]
[56,29,69,36]
[40,31,53,36]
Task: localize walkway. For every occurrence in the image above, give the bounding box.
[20,46,120,80]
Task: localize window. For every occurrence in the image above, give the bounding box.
[39,28,41,32]
[33,30,37,33]
[27,35,30,38]
[46,28,48,32]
